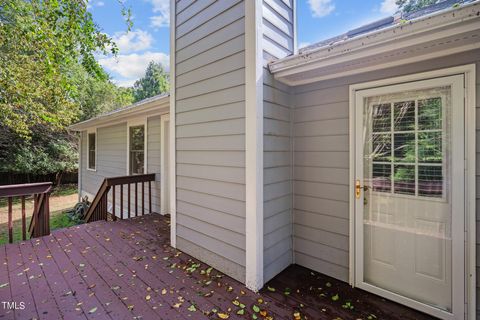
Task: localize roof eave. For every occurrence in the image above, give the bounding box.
[269,1,480,86]
[69,94,170,131]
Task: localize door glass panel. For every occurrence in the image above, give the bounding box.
[362,86,452,312]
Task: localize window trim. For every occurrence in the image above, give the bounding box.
[86,128,97,172]
[127,118,148,175]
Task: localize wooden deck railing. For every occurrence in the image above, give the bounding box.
[0,182,52,243]
[83,173,156,223]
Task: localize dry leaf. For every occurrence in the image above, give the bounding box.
[217,312,229,319]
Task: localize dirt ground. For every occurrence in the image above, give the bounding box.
[0,193,78,224]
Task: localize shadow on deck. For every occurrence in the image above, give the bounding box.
[0,214,434,319]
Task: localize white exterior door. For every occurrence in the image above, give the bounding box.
[354,75,465,319]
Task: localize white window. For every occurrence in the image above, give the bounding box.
[87,131,96,170]
[129,125,146,174]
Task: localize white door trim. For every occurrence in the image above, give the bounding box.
[160,114,170,216]
[348,64,476,319]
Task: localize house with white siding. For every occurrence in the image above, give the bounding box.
[70,1,480,318]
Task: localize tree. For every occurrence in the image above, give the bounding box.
[395,0,443,13]
[0,0,133,181]
[0,0,130,138]
[72,65,134,121]
[133,61,169,102]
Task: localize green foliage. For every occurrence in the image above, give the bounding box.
[0,0,134,175]
[395,0,443,13]
[66,196,90,223]
[0,0,122,138]
[0,125,78,175]
[73,65,134,121]
[133,61,170,102]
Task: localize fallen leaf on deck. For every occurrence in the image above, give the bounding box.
[187,304,197,312]
[217,312,229,319]
[145,295,151,301]
[88,307,97,314]
[267,286,276,292]
[252,305,260,313]
[331,294,339,301]
[161,288,167,295]
[236,309,245,315]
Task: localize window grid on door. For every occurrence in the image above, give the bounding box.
[370,96,444,199]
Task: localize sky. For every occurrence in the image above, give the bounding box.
[88,0,399,87]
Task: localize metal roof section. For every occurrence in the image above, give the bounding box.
[269,0,480,86]
[69,93,170,131]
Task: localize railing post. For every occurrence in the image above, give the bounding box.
[8,197,13,243]
[45,193,50,235]
[21,196,26,241]
[128,183,131,219]
[34,195,39,238]
[135,182,138,217]
[142,182,145,216]
[149,181,152,213]
[120,184,124,220]
[112,185,116,221]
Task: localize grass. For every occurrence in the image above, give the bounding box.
[0,208,81,245]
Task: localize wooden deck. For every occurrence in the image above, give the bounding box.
[0,214,434,320]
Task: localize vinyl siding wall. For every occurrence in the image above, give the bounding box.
[174,0,247,282]
[262,0,294,282]
[290,51,479,313]
[80,119,162,217]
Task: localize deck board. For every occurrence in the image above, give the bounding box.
[0,214,435,319]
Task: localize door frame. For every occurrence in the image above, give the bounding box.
[348,64,476,319]
[160,113,170,215]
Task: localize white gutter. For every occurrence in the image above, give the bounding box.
[269,1,480,85]
[69,93,170,131]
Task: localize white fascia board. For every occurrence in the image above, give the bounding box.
[269,1,480,84]
[69,95,170,131]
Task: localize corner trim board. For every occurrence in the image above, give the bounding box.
[245,0,264,291]
[169,0,177,248]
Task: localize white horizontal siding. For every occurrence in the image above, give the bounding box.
[174,0,247,283]
[261,0,294,283]
[291,50,480,294]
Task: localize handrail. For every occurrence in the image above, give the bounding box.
[0,182,52,243]
[0,182,52,197]
[83,173,155,223]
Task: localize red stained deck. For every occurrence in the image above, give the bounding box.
[0,214,434,320]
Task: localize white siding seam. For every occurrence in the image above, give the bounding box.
[177,17,245,58]
[176,0,241,35]
[177,199,246,219]
[176,81,246,102]
[176,187,246,202]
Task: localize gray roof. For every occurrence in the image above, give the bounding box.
[69,92,170,130]
[299,0,476,53]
